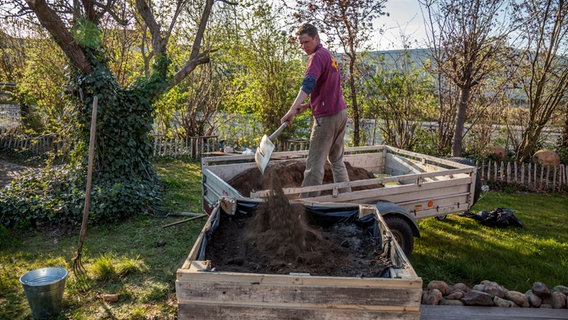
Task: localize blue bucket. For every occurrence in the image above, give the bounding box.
[19,267,68,320]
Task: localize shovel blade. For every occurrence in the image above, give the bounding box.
[255,134,275,174]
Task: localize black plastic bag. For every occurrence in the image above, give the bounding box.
[461,208,523,228]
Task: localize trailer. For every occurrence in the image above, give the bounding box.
[200,145,480,256]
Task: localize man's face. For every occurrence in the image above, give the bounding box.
[298,33,319,55]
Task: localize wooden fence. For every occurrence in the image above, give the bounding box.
[0,128,65,155]
[0,129,221,159]
[2,129,567,191]
[152,135,219,158]
[477,159,568,192]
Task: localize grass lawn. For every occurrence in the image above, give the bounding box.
[1,158,567,319]
[412,191,568,292]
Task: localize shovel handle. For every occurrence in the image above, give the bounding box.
[269,122,288,140]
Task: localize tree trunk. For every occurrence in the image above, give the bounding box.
[515,123,543,163]
[348,56,360,146]
[452,86,470,156]
[562,105,568,148]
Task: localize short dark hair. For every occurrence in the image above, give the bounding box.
[297,23,318,38]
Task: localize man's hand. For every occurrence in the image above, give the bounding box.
[281,103,308,126]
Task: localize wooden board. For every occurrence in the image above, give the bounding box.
[420,305,568,320]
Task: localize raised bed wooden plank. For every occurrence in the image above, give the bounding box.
[179,302,420,320]
[420,305,568,320]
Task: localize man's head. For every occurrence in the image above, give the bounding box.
[297,23,320,55]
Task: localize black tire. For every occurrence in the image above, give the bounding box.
[446,157,482,206]
[383,216,414,257]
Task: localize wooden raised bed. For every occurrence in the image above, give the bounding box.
[176,204,423,320]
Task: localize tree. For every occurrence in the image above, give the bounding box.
[510,0,568,163]
[0,0,219,225]
[16,33,69,133]
[218,1,305,146]
[289,0,388,146]
[420,0,513,156]
[154,61,232,139]
[363,50,437,151]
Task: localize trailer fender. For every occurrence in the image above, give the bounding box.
[376,201,420,257]
[375,201,420,237]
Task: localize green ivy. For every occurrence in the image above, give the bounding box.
[0,48,169,228]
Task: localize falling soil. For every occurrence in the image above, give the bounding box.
[228,160,378,197]
[205,177,391,277]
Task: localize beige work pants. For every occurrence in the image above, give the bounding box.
[302,109,351,197]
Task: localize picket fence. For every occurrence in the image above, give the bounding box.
[0,129,220,159]
[0,128,65,155]
[1,128,567,191]
[477,159,568,191]
[152,135,219,158]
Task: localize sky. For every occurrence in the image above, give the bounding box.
[372,0,428,50]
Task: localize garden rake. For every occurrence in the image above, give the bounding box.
[72,96,98,276]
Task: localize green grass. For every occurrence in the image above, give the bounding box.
[1,159,567,319]
[0,160,204,320]
[412,191,568,292]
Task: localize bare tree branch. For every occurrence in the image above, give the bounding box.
[134,0,166,56]
[170,49,217,89]
[25,0,92,74]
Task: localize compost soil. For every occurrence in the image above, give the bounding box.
[228,160,377,197]
[206,171,391,277]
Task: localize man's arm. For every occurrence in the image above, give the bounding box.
[281,90,309,125]
[281,75,316,125]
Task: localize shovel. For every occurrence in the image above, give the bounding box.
[255,122,288,174]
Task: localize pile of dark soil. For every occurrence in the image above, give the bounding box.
[205,179,390,277]
[228,160,376,196]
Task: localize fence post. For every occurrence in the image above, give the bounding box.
[520,163,525,185]
[539,165,544,190]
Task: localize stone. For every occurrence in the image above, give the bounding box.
[526,290,542,308]
[505,290,529,307]
[486,145,506,161]
[553,285,568,295]
[451,283,471,293]
[480,280,507,298]
[494,296,515,308]
[532,282,551,298]
[446,290,465,300]
[533,149,560,167]
[440,298,464,306]
[428,280,450,296]
[462,290,494,306]
[551,292,567,309]
[422,288,443,305]
[473,284,485,292]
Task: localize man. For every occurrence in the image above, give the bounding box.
[280,23,351,196]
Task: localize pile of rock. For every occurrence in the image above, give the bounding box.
[422,280,568,309]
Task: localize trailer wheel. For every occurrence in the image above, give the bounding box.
[383,216,414,257]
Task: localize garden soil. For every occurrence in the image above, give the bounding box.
[227,160,378,197]
[205,161,391,277]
